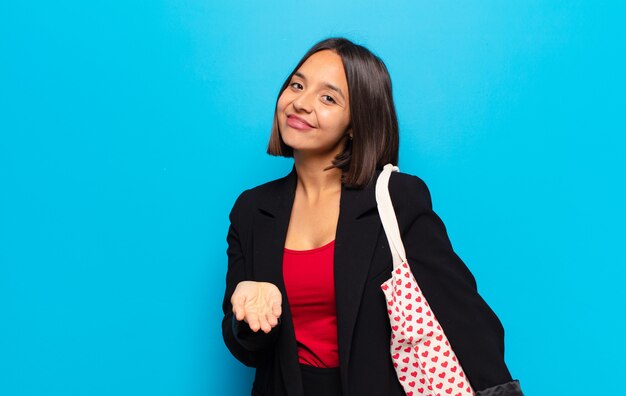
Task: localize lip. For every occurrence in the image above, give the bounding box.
[286,114,314,130]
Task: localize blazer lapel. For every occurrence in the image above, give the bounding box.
[334,178,382,393]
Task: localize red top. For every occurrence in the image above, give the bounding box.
[282,240,339,368]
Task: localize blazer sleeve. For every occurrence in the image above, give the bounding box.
[390,173,523,395]
[221,190,280,368]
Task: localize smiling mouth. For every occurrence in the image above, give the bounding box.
[286,115,314,130]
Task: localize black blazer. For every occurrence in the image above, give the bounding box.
[222,167,523,396]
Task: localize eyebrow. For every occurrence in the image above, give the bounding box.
[293,72,346,100]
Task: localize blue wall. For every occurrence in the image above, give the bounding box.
[1,1,624,395]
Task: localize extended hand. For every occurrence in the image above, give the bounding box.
[231,281,282,334]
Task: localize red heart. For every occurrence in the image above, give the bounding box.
[406,303,412,310]
[436,334,443,341]
[436,383,443,389]
[404,347,411,353]
[441,361,448,368]
[426,310,432,316]
[438,371,445,378]
[408,381,415,387]
[406,314,413,321]
[448,377,455,383]
[394,316,401,321]
[417,317,423,324]
[403,357,410,363]
[457,381,464,388]
[419,378,426,384]
[444,350,451,357]
[405,282,412,288]
[424,340,431,347]
[445,388,453,394]
[422,351,428,357]
[411,371,418,377]
[427,321,433,327]
[416,306,423,313]
[405,293,412,299]
[450,366,457,372]
[431,356,439,363]
[399,376,406,381]
[434,346,441,352]
[417,328,424,334]
[401,367,408,372]
[392,353,399,359]
[429,367,436,374]
[392,325,399,331]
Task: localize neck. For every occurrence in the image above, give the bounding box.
[292,151,342,200]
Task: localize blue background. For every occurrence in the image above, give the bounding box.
[1,1,625,395]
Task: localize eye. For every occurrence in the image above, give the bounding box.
[322,95,336,104]
[289,81,303,90]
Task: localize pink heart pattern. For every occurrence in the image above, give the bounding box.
[381,262,474,396]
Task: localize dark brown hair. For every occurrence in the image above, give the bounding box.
[267,37,399,188]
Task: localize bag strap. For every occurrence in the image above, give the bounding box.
[375,163,407,269]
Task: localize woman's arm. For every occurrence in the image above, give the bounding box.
[390,173,523,394]
[221,190,281,367]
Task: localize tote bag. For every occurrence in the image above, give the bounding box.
[376,164,474,396]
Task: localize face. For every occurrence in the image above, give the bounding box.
[276,50,351,158]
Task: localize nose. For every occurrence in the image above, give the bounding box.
[292,90,314,113]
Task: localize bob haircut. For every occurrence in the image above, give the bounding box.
[267,37,399,189]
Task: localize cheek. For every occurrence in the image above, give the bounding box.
[276,91,291,114]
[320,108,349,130]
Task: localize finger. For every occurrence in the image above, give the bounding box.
[258,315,272,333]
[270,299,282,318]
[232,302,246,321]
[231,295,246,321]
[265,312,278,327]
[246,313,261,332]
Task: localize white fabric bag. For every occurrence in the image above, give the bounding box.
[376,164,474,396]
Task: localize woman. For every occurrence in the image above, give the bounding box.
[222,38,523,396]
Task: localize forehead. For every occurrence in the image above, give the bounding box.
[297,50,348,90]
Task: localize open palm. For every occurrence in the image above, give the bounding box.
[231,281,282,333]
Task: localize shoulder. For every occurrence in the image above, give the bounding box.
[387,170,433,210]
